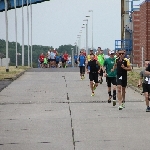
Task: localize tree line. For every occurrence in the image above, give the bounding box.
[0,39,76,68]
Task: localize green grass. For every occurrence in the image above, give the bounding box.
[0,66,30,80]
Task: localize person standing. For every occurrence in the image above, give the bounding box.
[104,50,117,106]
[86,53,101,96]
[111,50,131,110]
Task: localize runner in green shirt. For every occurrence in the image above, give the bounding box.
[97,47,105,84]
[104,50,117,106]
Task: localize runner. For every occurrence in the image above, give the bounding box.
[39,53,45,68]
[143,60,150,112]
[86,53,101,96]
[74,53,78,67]
[104,50,117,106]
[63,51,69,68]
[43,54,48,68]
[97,47,105,84]
[50,49,56,68]
[55,53,60,68]
[111,50,131,110]
[78,51,86,80]
[47,50,51,68]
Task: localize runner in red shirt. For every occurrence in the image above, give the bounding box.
[63,51,69,68]
[39,53,45,68]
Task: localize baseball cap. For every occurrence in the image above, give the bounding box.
[109,50,115,54]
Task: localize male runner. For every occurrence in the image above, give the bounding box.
[104,50,117,106]
[86,53,101,96]
[111,50,131,110]
[97,47,105,84]
[143,61,150,112]
[79,51,86,80]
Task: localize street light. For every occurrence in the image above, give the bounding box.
[77,35,81,55]
[88,10,93,50]
[83,19,89,54]
[71,48,74,67]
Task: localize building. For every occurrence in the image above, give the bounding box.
[132,0,150,67]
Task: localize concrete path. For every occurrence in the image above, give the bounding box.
[0,68,149,150]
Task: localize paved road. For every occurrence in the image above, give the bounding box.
[0,68,149,150]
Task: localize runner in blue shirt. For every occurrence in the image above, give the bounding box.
[74,54,78,67]
[78,51,86,80]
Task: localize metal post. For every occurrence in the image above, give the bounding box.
[78,39,80,56]
[22,0,24,66]
[75,42,77,54]
[87,20,89,54]
[4,0,9,72]
[30,0,32,68]
[86,23,88,54]
[89,10,93,50]
[27,0,30,67]
[71,48,74,67]
[14,0,18,68]
[142,47,143,69]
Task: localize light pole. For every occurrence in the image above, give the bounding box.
[77,35,81,55]
[22,0,24,66]
[82,26,85,50]
[74,42,77,54]
[14,0,18,68]
[71,48,74,67]
[30,0,33,68]
[88,10,93,50]
[4,0,9,72]
[27,0,30,67]
[83,19,89,54]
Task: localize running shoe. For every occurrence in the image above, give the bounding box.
[108,100,111,103]
[122,103,125,108]
[146,106,150,112]
[113,100,116,106]
[91,92,95,96]
[118,105,123,110]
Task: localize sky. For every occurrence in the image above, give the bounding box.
[0,0,144,50]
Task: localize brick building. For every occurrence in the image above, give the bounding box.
[132,0,150,67]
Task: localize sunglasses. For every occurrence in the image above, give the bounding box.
[119,53,124,55]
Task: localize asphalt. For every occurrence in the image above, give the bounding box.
[0,67,149,150]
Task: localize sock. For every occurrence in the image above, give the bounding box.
[108,91,111,97]
[113,90,116,100]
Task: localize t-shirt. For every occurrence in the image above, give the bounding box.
[44,58,47,64]
[74,55,78,61]
[115,58,130,80]
[145,65,150,84]
[79,55,86,66]
[39,54,44,62]
[87,55,91,61]
[63,54,69,61]
[97,54,105,66]
[104,57,116,77]
[50,52,55,59]
[55,56,60,62]
[87,59,99,73]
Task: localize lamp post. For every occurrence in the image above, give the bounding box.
[88,10,93,50]
[27,0,30,67]
[30,0,33,68]
[4,0,9,72]
[14,0,18,68]
[22,0,24,66]
[83,19,89,54]
[77,35,81,55]
[71,48,74,67]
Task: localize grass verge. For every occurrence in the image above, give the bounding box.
[127,69,142,91]
[0,66,30,80]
